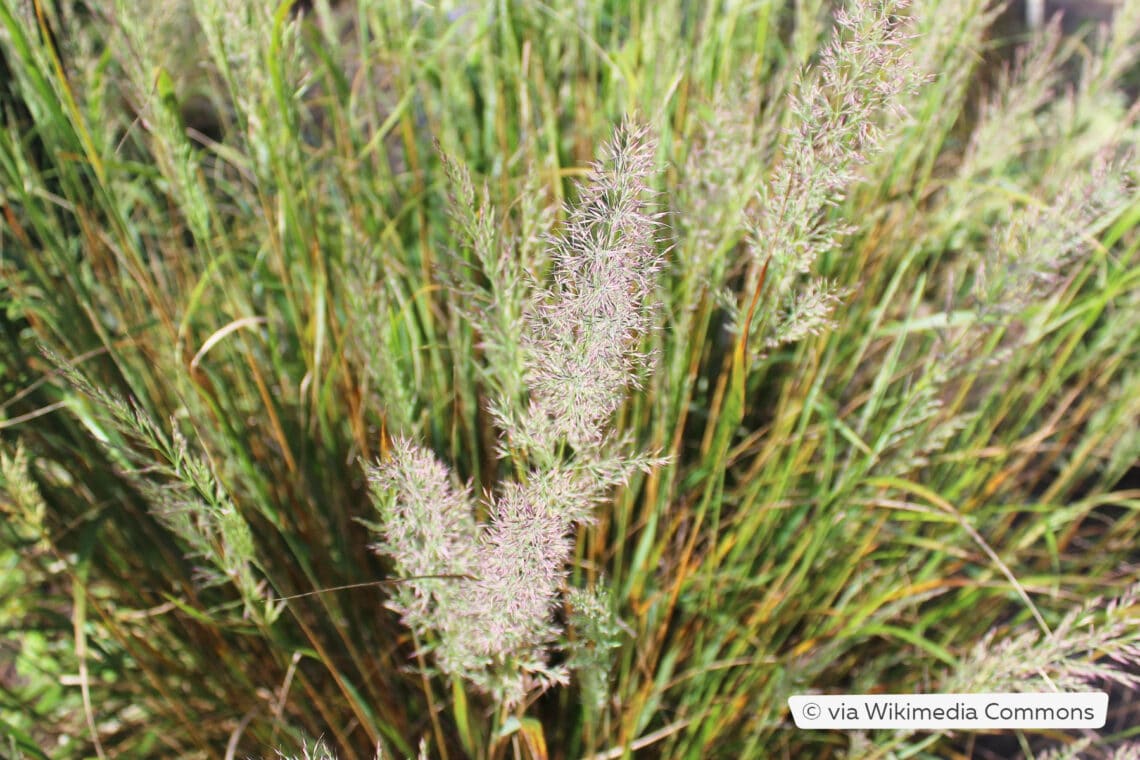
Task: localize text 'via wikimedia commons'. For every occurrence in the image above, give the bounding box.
[788,692,1107,729]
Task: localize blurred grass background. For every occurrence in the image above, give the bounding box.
[2,0,1140,757]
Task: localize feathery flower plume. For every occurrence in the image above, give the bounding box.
[369,122,664,705]
[741,0,922,354]
[508,121,664,456]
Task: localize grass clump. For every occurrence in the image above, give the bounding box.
[2,0,1140,758]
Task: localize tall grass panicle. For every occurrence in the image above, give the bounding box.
[941,581,1140,735]
[741,0,924,355]
[369,123,665,708]
[55,356,281,628]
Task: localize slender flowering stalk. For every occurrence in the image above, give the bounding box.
[369,122,665,706]
[740,0,922,354]
[508,122,665,457]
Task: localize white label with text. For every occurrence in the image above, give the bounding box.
[788,692,1107,729]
